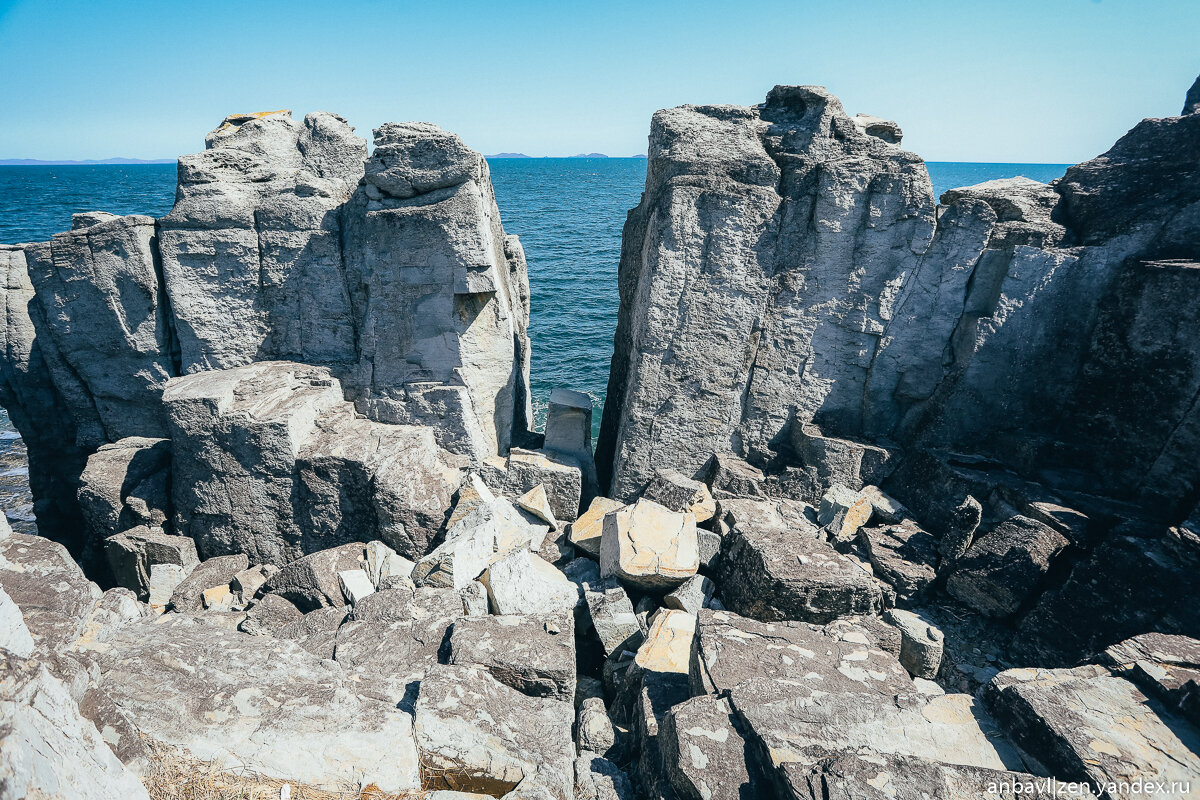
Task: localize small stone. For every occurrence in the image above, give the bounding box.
[641,469,717,523]
[634,609,696,675]
[338,569,375,605]
[662,575,715,615]
[576,696,617,755]
[569,496,625,558]
[147,563,185,609]
[460,580,489,616]
[365,540,414,589]
[939,495,982,568]
[517,484,559,530]
[584,579,641,656]
[817,484,873,544]
[201,584,231,610]
[885,608,945,680]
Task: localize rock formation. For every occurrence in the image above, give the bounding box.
[3,81,1200,800]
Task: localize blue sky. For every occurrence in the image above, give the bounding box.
[0,0,1196,162]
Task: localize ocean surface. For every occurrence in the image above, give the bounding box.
[0,160,1069,528]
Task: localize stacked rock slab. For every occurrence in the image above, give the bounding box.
[0,109,532,567]
[597,82,1200,525]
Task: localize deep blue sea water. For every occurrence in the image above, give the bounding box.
[0,159,1069,518]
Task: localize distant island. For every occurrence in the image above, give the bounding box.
[485,152,532,158]
[0,158,175,166]
[569,153,608,158]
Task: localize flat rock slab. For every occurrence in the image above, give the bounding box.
[1102,633,1200,726]
[946,515,1068,617]
[661,694,770,800]
[448,613,576,701]
[778,749,1099,800]
[692,610,1023,776]
[79,613,421,792]
[987,665,1200,797]
[414,663,575,799]
[717,515,881,623]
[857,521,939,600]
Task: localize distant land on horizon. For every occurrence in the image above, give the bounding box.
[0,158,176,166]
[484,153,648,159]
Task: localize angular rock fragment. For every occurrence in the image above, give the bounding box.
[576,696,617,756]
[600,499,699,591]
[230,563,277,605]
[481,550,578,616]
[517,483,559,530]
[266,543,364,611]
[483,447,584,522]
[987,665,1200,795]
[148,564,185,608]
[1101,633,1200,726]
[718,506,881,623]
[661,694,769,800]
[0,585,34,657]
[338,569,375,604]
[641,469,717,523]
[569,496,625,558]
[583,578,641,656]
[662,574,715,614]
[103,525,199,600]
[414,498,538,590]
[77,436,172,545]
[238,592,303,636]
[81,613,422,791]
[414,663,575,798]
[939,495,982,567]
[792,423,897,493]
[945,515,1068,617]
[885,608,944,680]
[574,752,635,800]
[0,532,101,656]
[857,521,939,599]
[818,484,874,545]
[449,613,576,701]
[364,539,415,589]
[274,606,349,659]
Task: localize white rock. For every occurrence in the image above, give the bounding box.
[0,586,33,657]
[600,499,699,591]
[147,563,185,609]
[481,550,578,616]
[338,569,376,605]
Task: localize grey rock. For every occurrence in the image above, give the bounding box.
[147,564,185,607]
[414,663,575,799]
[584,578,641,656]
[0,651,151,800]
[237,592,303,636]
[78,612,422,791]
[792,423,898,494]
[1101,633,1200,727]
[576,696,617,755]
[946,515,1068,617]
[857,521,939,599]
[568,496,625,558]
[77,437,171,546]
[168,553,249,612]
[266,542,364,611]
[482,550,579,616]
[23,214,174,442]
[274,605,348,658]
[364,539,414,589]
[778,750,1098,800]
[414,497,539,590]
[230,563,276,605]
[662,574,715,614]
[483,448,584,522]
[449,613,577,701]
[103,525,199,600]
[987,665,1200,796]
[0,532,101,657]
[940,495,983,566]
[460,579,489,616]
[717,503,881,623]
[661,694,769,800]
[574,752,635,800]
[0,585,34,657]
[641,468,717,523]
[885,608,945,680]
[337,568,375,604]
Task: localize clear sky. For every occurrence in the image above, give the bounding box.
[0,0,1196,162]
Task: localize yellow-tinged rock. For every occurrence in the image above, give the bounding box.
[600,499,699,591]
[689,484,717,523]
[516,484,558,530]
[201,584,230,609]
[448,474,496,529]
[568,496,625,557]
[635,609,697,674]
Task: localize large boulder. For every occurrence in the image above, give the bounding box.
[76,613,422,791]
[0,651,151,800]
[717,501,882,623]
[0,532,101,657]
[77,436,171,546]
[945,515,1069,618]
[448,613,576,701]
[103,525,199,600]
[986,665,1200,796]
[600,498,699,591]
[414,663,575,798]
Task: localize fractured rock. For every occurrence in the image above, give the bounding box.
[600,499,699,591]
[568,496,624,558]
[946,515,1068,617]
[0,532,101,657]
[266,543,364,611]
[238,593,303,636]
[483,448,584,522]
[857,521,939,600]
[0,585,34,657]
[414,663,575,798]
[583,578,641,656]
[576,696,617,756]
[103,525,199,600]
[1101,633,1200,726]
[338,569,375,605]
[818,484,874,545]
[77,436,172,545]
[661,694,769,800]
[885,608,945,680]
[662,574,715,615]
[718,506,881,623]
[481,550,578,616]
[574,752,635,800]
[449,613,576,701]
[414,497,538,590]
[641,469,717,523]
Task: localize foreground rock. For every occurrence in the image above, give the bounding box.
[414,663,574,798]
[0,651,151,800]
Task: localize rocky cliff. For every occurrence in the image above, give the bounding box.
[598,84,1200,522]
[3,84,1200,800]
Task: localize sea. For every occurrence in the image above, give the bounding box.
[0,159,1070,529]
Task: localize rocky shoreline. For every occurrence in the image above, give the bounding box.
[2,78,1199,799]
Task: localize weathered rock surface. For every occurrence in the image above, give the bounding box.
[74,612,421,791]
[600,498,699,591]
[0,651,151,800]
[857,521,938,599]
[1102,633,1200,727]
[103,525,199,599]
[945,515,1068,618]
[414,663,575,798]
[718,501,881,623]
[168,552,247,612]
[449,613,576,701]
[0,532,101,657]
[77,437,171,548]
[661,694,770,800]
[987,665,1200,797]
